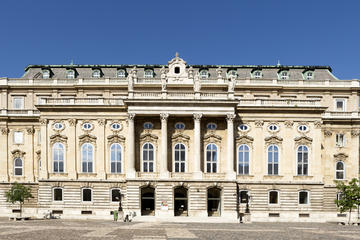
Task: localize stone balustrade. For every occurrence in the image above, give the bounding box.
[238,99,321,107]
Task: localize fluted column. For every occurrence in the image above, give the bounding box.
[193,113,202,179]
[126,113,136,178]
[226,113,236,179]
[160,113,169,178]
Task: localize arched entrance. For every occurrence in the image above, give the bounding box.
[207,187,221,216]
[174,187,188,216]
[141,187,155,216]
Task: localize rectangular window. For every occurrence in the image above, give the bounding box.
[13,96,24,109]
[299,191,309,204]
[53,188,63,201]
[269,191,279,204]
[336,134,345,147]
[111,189,121,202]
[335,99,345,111]
[14,131,23,144]
[239,190,249,204]
[82,188,92,202]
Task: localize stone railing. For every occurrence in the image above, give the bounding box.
[132,91,230,100]
[238,99,321,107]
[322,111,360,118]
[1,77,358,88]
[0,109,40,116]
[37,98,124,106]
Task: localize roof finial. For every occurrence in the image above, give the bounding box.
[277,60,281,67]
[175,52,179,58]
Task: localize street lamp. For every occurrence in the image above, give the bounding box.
[245,193,251,214]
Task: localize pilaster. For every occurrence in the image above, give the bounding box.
[160,113,169,178]
[126,113,136,178]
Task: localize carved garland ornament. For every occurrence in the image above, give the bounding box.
[11,149,26,159]
[204,132,222,145]
[172,132,190,144]
[27,127,35,135]
[39,118,47,125]
[1,127,9,135]
[97,118,106,126]
[294,136,313,146]
[79,133,97,146]
[139,132,158,145]
[314,121,322,129]
[334,153,348,162]
[50,133,68,146]
[68,119,76,127]
[284,121,294,128]
[254,120,264,127]
[107,134,126,146]
[264,136,283,145]
[235,135,254,146]
[324,130,332,137]
[351,129,360,137]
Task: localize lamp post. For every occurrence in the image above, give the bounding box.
[245,193,251,214]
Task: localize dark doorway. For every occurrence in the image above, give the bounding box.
[208,187,221,216]
[174,187,188,216]
[141,187,155,216]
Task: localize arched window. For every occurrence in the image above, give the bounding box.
[206,144,217,173]
[267,145,279,175]
[279,71,289,80]
[66,70,75,79]
[336,161,345,180]
[142,143,154,172]
[268,190,279,204]
[81,143,94,173]
[110,143,122,173]
[14,158,23,176]
[53,142,65,173]
[144,69,154,78]
[238,144,249,175]
[92,69,101,78]
[199,69,208,79]
[297,145,308,175]
[117,69,126,78]
[174,143,186,172]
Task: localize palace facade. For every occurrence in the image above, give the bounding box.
[0,55,359,222]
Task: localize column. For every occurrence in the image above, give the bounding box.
[126,113,136,178]
[160,113,169,178]
[193,113,202,179]
[226,114,236,179]
[39,118,48,180]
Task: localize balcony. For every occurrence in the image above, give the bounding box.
[238,99,321,107]
[37,98,124,106]
[0,109,40,116]
[322,111,360,119]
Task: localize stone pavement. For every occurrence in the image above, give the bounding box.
[0,218,359,240]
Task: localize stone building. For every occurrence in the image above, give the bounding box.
[0,54,359,222]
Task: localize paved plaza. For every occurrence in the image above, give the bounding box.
[0,218,359,240]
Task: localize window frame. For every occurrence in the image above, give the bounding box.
[110,143,122,174]
[334,98,346,112]
[66,69,75,79]
[238,124,249,132]
[304,71,314,80]
[298,190,310,205]
[207,123,217,130]
[143,122,154,130]
[199,69,209,79]
[110,188,121,202]
[267,145,279,175]
[14,158,23,176]
[110,123,122,131]
[13,131,24,144]
[117,69,126,78]
[173,143,186,173]
[82,122,93,131]
[13,96,24,109]
[297,145,309,176]
[237,144,250,175]
[174,122,185,130]
[336,133,345,147]
[205,143,218,173]
[53,142,65,173]
[144,69,154,78]
[142,142,155,172]
[81,143,94,173]
[239,190,250,204]
[42,69,50,79]
[81,188,92,202]
[53,187,64,202]
[252,70,262,79]
[335,161,345,180]
[92,69,101,78]
[279,71,289,80]
[268,190,280,205]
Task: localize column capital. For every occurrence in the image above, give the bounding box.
[127,113,136,121]
[160,113,169,121]
[193,113,203,121]
[226,113,236,122]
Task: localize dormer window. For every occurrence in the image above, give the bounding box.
[304,71,314,80]
[227,70,237,78]
[253,70,262,79]
[199,69,208,79]
[117,69,126,78]
[67,69,75,79]
[92,69,101,78]
[42,69,50,79]
[174,67,180,74]
[279,71,289,80]
[144,69,154,78]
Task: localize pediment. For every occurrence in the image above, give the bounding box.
[236,135,254,145]
[265,136,283,144]
[334,153,348,161]
[172,132,190,143]
[294,136,313,145]
[79,134,97,145]
[204,132,222,143]
[50,133,68,145]
[107,134,126,145]
[140,132,158,143]
[11,149,26,158]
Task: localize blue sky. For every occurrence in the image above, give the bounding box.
[0,0,359,79]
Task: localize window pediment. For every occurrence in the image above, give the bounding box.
[107,134,125,145]
[172,132,190,144]
[235,135,254,145]
[50,133,68,145]
[204,132,222,144]
[140,132,158,144]
[11,149,26,159]
[294,136,312,145]
[334,153,348,161]
[265,136,283,145]
[79,134,97,145]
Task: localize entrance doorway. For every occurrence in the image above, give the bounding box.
[174,187,188,216]
[207,187,221,216]
[141,187,155,216]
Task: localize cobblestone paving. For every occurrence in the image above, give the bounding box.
[0,218,359,240]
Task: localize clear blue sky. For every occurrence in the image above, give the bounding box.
[0,0,359,79]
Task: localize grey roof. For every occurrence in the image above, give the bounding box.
[21,64,337,80]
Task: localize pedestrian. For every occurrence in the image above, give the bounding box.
[113,210,118,222]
